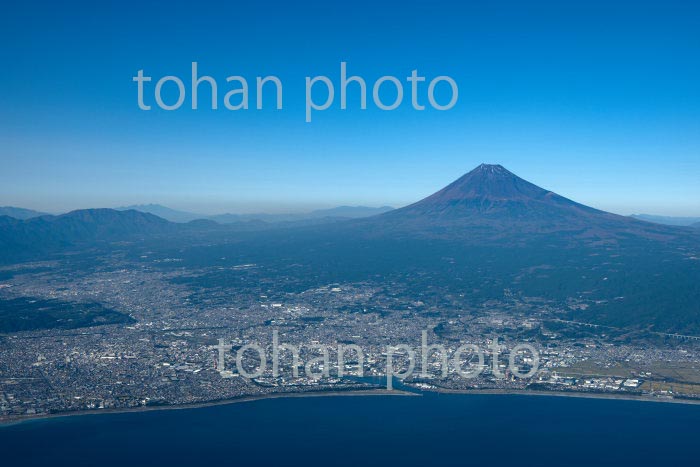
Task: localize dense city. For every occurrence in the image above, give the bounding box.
[2,248,699,422]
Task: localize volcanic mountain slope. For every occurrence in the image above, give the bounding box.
[0,165,697,333]
[242,164,698,333]
[397,163,600,218]
[369,164,681,242]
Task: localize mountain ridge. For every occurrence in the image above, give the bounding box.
[0,206,49,220]
[630,214,700,226]
[0,209,177,262]
[117,204,394,224]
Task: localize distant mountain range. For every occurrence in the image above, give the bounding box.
[0,203,394,262]
[630,214,700,226]
[1,164,699,333]
[0,206,48,220]
[5,201,695,230]
[0,204,394,225]
[1,165,694,257]
[115,204,202,223]
[116,204,394,224]
[0,209,177,262]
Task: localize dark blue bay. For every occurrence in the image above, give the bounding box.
[1,393,699,466]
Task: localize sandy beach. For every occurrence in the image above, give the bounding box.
[4,385,700,427]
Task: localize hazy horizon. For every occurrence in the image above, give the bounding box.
[2,1,698,217]
[3,163,698,218]
[3,186,700,218]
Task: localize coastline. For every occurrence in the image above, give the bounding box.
[0,387,417,427]
[3,386,700,427]
[427,387,700,406]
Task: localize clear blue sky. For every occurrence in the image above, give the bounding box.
[1,0,698,215]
